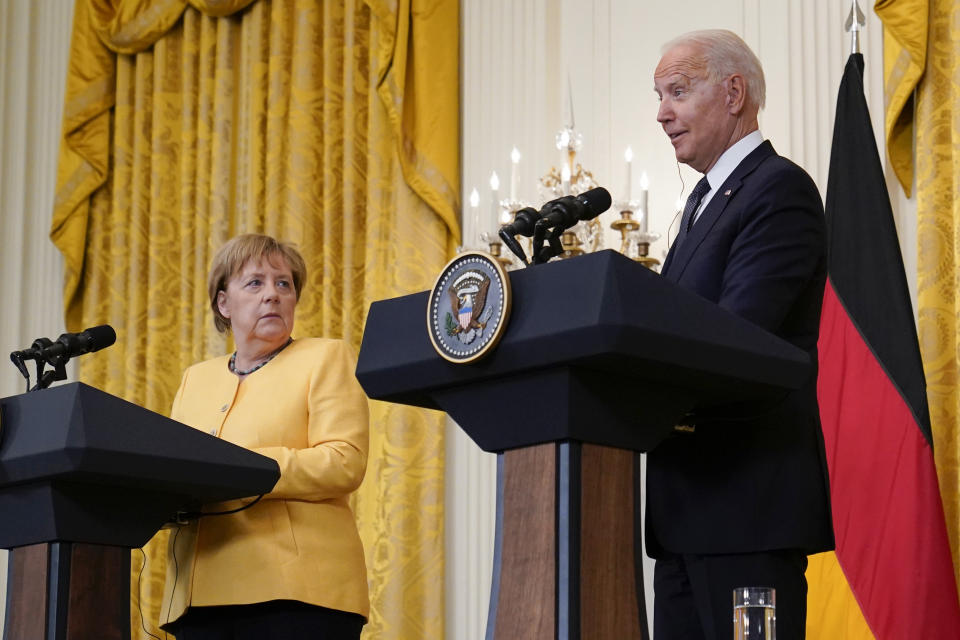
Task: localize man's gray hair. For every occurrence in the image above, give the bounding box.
[663,29,766,111]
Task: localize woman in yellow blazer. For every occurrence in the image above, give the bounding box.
[160,234,369,639]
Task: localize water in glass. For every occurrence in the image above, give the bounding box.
[733,602,775,640]
[733,586,775,640]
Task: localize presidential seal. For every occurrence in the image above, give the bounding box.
[427,251,511,363]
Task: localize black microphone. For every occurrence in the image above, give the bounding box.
[536,187,612,231]
[500,207,542,237]
[530,187,612,264]
[498,207,542,264]
[11,324,117,365]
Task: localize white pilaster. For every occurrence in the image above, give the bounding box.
[0,0,76,632]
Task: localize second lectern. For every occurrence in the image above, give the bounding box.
[356,249,809,640]
[0,383,280,640]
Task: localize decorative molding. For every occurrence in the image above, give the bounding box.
[0,0,74,399]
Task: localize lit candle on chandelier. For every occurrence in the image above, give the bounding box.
[639,172,650,232]
[561,163,571,196]
[510,147,521,202]
[624,147,634,202]
[489,171,501,228]
[469,187,480,243]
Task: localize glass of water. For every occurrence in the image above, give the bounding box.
[733,586,775,640]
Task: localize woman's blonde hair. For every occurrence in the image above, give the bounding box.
[207,234,307,333]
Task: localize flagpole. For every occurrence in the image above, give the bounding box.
[845,0,865,55]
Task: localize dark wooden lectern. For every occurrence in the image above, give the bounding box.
[0,383,280,640]
[356,250,810,640]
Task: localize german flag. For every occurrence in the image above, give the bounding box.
[806,53,960,637]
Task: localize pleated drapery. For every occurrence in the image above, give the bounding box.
[52,1,459,638]
[875,0,926,197]
[877,0,960,596]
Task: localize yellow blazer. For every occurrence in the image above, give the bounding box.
[159,337,370,627]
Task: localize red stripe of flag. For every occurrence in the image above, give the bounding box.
[819,280,960,637]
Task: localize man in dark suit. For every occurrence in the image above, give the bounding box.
[646,30,834,640]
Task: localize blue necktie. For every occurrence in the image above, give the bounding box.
[680,176,711,232]
[664,177,712,271]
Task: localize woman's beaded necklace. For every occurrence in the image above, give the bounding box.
[229,337,293,376]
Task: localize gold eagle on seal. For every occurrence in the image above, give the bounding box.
[448,275,490,334]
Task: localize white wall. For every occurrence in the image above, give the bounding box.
[452,1,910,639]
[0,0,73,391]
[0,0,76,633]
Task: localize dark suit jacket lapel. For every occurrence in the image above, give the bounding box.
[661,141,776,281]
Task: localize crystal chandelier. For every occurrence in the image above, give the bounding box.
[465,121,662,271]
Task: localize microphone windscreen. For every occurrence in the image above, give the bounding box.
[82,324,117,352]
[575,187,612,220]
[511,207,542,236]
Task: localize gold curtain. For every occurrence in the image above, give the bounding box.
[52,0,459,638]
[875,0,927,196]
[876,0,960,597]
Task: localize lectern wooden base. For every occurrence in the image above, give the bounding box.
[5,543,130,640]
[488,443,648,640]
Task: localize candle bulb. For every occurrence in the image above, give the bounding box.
[639,172,649,232]
[557,130,572,191]
[469,187,480,243]
[510,147,521,202]
[489,171,500,228]
[624,147,634,202]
